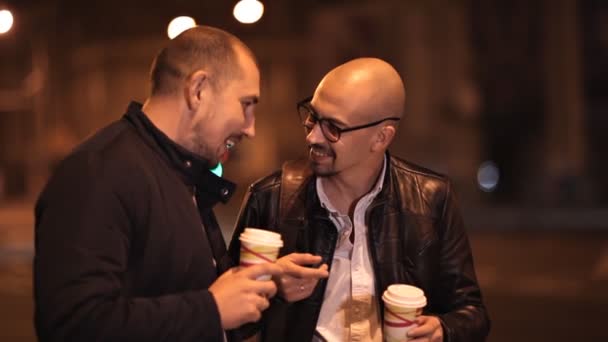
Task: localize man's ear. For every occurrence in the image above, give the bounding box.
[372,125,396,152]
[184,70,208,111]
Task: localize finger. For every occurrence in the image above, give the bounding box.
[408,324,435,338]
[250,279,278,298]
[431,321,444,342]
[256,294,270,311]
[283,253,323,266]
[284,286,310,303]
[414,315,429,325]
[301,281,316,296]
[302,277,322,289]
[408,316,436,337]
[281,283,304,298]
[282,263,329,279]
[247,306,262,323]
[241,262,284,280]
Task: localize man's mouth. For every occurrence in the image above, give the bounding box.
[225,136,241,150]
[225,139,236,150]
[309,145,333,159]
[219,136,242,163]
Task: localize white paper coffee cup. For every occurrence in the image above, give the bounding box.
[239,228,283,280]
[382,284,427,342]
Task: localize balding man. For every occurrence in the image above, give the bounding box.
[34,26,282,341]
[229,58,490,342]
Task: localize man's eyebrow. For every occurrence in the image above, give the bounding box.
[240,95,259,104]
[309,103,347,126]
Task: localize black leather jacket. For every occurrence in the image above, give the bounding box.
[228,154,490,342]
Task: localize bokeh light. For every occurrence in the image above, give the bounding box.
[233,0,264,24]
[0,9,14,34]
[477,161,500,192]
[167,16,196,39]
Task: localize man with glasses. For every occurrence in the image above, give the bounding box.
[229,58,490,342]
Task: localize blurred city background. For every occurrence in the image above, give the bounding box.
[1,0,607,340]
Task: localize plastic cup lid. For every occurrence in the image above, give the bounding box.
[382,284,427,308]
[239,228,283,247]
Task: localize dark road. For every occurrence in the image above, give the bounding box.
[2,202,607,341]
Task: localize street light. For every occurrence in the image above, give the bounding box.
[233,0,264,24]
[0,9,14,34]
[167,16,196,39]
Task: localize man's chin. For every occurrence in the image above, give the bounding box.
[310,163,336,177]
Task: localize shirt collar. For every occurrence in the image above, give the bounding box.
[123,101,236,207]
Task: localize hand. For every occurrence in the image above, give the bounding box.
[274,253,329,302]
[209,262,283,330]
[407,315,443,342]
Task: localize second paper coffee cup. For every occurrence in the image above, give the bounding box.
[382,284,427,342]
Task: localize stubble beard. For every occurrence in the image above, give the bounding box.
[181,122,216,166]
[308,147,338,178]
[313,166,338,178]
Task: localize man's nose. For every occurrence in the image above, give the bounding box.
[305,121,325,145]
[242,116,256,138]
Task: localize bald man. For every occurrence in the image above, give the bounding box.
[228,58,490,342]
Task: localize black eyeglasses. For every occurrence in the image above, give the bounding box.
[296,96,400,143]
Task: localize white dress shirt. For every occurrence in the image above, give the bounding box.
[313,158,386,342]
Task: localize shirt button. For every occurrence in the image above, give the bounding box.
[185,160,192,168]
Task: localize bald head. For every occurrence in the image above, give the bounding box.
[313,58,405,123]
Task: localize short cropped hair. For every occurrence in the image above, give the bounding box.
[149,26,256,96]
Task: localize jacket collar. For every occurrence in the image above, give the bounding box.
[123,101,236,208]
[281,152,395,220]
[370,152,397,209]
[315,155,387,215]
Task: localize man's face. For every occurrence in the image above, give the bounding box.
[188,52,260,166]
[305,91,376,177]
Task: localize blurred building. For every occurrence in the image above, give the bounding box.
[0,0,607,216]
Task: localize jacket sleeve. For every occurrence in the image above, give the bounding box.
[435,181,491,342]
[227,181,287,341]
[228,186,258,266]
[227,186,266,340]
[34,153,224,342]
